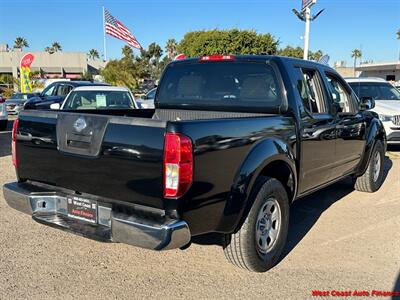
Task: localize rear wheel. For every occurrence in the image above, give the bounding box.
[354,140,384,192]
[223,177,289,272]
[0,120,7,131]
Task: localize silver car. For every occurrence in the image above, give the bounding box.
[0,96,8,131]
[5,93,38,115]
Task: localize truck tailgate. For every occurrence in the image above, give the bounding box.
[16,110,166,209]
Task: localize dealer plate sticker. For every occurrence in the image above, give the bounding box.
[67,196,97,224]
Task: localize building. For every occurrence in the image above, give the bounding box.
[333,61,358,78]
[356,61,400,82]
[0,44,106,80]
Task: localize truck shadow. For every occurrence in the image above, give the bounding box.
[0,120,12,157]
[192,157,393,266]
[281,156,392,261]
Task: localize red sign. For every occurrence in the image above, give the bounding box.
[20,53,34,68]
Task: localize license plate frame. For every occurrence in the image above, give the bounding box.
[67,196,97,224]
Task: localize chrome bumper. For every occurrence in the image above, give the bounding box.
[3,182,191,250]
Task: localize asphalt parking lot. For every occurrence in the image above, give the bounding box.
[0,119,399,299]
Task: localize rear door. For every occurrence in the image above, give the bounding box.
[323,72,366,178]
[294,66,337,193]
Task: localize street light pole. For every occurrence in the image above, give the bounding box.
[303,7,311,60]
[292,1,324,60]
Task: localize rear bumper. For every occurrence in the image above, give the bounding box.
[3,182,191,250]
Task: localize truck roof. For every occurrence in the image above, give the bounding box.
[170,54,333,70]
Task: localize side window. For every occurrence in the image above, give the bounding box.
[42,84,56,97]
[325,74,353,113]
[296,68,325,114]
[56,84,73,96]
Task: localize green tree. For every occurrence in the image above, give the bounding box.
[351,49,362,76]
[52,42,62,52]
[278,46,323,61]
[178,29,279,57]
[88,49,100,60]
[14,37,29,50]
[278,46,304,58]
[309,50,323,61]
[101,46,140,90]
[138,43,164,80]
[166,38,178,59]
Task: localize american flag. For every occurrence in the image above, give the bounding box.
[104,9,141,49]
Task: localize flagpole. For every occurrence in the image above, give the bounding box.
[102,6,107,61]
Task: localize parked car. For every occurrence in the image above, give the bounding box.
[50,86,138,110]
[346,77,400,144]
[5,92,39,115]
[3,55,386,272]
[0,96,8,131]
[136,87,156,109]
[23,81,109,110]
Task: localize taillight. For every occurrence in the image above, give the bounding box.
[12,119,19,167]
[163,133,193,198]
[0,97,4,103]
[199,55,235,62]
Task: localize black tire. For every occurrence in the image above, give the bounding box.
[223,177,289,272]
[0,120,7,131]
[354,140,385,193]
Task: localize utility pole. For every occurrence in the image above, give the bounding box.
[303,7,311,60]
[292,0,324,60]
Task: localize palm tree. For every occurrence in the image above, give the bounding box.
[88,49,100,60]
[13,37,29,50]
[351,49,362,76]
[44,47,54,54]
[165,38,178,59]
[52,42,62,52]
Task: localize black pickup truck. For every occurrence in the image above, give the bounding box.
[3,55,386,272]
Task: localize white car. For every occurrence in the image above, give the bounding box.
[136,88,156,109]
[50,86,139,110]
[0,96,8,131]
[346,77,400,145]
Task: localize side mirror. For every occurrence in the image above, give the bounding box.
[50,103,60,110]
[359,97,375,111]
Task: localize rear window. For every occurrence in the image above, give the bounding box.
[63,90,135,110]
[157,61,283,112]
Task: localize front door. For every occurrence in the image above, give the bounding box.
[324,72,366,178]
[295,67,337,193]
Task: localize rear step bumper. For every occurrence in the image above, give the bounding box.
[3,182,191,250]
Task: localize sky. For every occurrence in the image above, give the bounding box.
[0,0,399,66]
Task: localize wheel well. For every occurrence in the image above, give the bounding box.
[258,160,295,202]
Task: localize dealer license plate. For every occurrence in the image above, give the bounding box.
[67,196,97,224]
